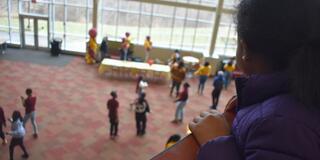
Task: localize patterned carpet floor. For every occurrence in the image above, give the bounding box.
[0,49,235,160]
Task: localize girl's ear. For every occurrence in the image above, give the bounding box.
[236,39,252,75]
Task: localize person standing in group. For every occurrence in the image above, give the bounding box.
[6,110,29,160]
[172,82,190,123]
[144,36,152,61]
[170,61,186,97]
[107,91,119,139]
[223,60,235,89]
[124,32,132,60]
[133,93,150,136]
[0,106,7,145]
[211,71,224,110]
[99,36,109,61]
[169,50,182,66]
[124,32,132,45]
[120,38,130,61]
[194,62,211,95]
[21,88,38,138]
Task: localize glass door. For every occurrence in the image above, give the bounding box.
[37,19,49,48]
[23,18,35,47]
[20,15,49,49]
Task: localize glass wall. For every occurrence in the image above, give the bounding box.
[0,0,238,57]
[51,0,92,52]
[0,0,92,52]
[0,0,21,44]
[214,13,237,57]
[99,0,215,56]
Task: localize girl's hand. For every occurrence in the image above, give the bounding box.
[189,110,231,145]
[7,118,13,122]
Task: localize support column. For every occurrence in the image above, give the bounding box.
[92,0,99,28]
[209,0,224,57]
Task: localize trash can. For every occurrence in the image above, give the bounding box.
[51,38,62,56]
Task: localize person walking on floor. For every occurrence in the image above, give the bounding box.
[194,62,211,95]
[21,88,38,138]
[211,71,224,110]
[0,106,7,145]
[136,76,148,96]
[107,91,119,139]
[170,61,186,97]
[6,110,29,160]
[132,93,150,136]
[172,82,190,124]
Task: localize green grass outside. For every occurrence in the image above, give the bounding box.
[0,17,237,53]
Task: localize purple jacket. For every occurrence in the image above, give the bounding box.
[198,72,320,160]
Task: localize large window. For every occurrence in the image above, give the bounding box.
[99,0,216,56]
[0,0,21,44]
[52,0,92,52]
[0,0,238,57]
[214,13,237,57]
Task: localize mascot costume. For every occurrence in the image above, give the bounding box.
[85,28,98,64]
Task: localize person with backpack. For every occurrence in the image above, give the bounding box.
[211,71,224,110]
[6,110,29,160]
[132,93,150,136]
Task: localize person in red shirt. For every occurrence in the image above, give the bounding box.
[172,82,190,124]
[21,88,38,138]
[107,91,119,139]
[0,106,7,144]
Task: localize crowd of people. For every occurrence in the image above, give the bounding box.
[86,30,154,64]
[3,0,320,159]
[0,88,38,160]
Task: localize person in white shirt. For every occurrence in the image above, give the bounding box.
[6,110,29,160]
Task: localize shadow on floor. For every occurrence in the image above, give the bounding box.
[0,48,74,67]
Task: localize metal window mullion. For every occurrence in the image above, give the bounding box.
[85,0,89,40]
[100,1,104,38]
[115,0,120,38]
[7,0,12,42]
[180,8,188,50]
[169,6,176,48]
[137,1,142,43]
[63,0,67,49]
[51,0,55,39]
[149,3,154,38]
[223,23,232,56]
[191,9,200,50]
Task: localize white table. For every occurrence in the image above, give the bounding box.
[182,56,200,77]
[98,58,170,80]
[183,56,199,64]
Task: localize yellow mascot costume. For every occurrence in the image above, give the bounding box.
[85,28,98,64]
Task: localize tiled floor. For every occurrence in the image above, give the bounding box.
[0,53,235,160]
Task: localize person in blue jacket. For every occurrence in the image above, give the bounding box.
[211,71,224,110]
[189,0,320,159]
